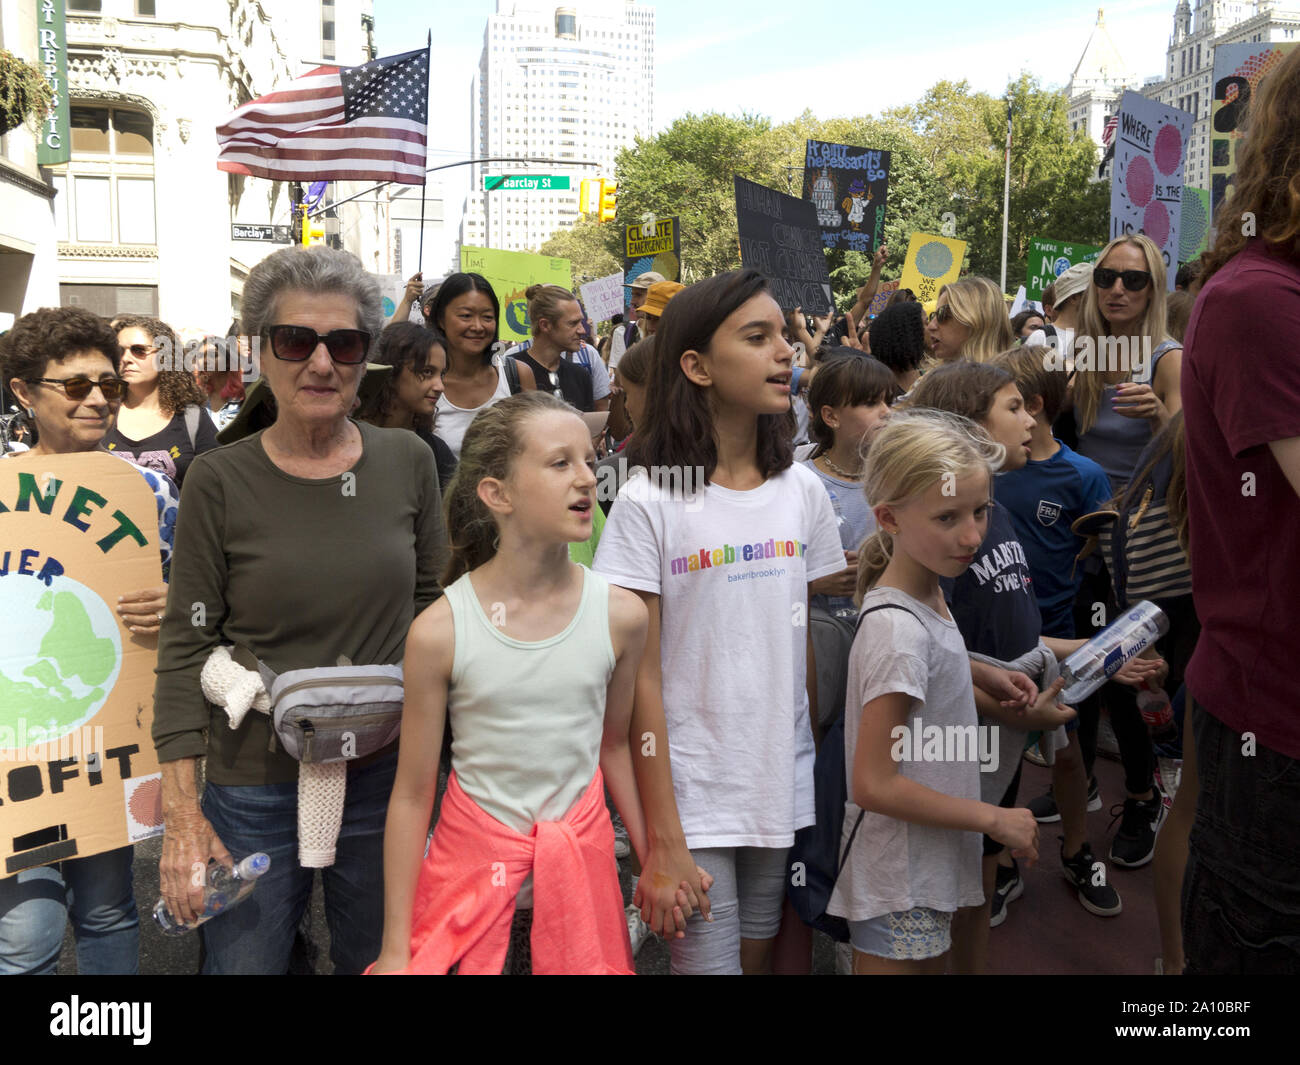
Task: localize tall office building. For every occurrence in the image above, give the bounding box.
[460,1,655,254]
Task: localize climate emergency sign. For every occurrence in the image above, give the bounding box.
[0,452,164,875]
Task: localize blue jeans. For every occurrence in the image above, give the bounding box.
[1182,697,1300,974]
[0,846,139,975]
[199,751,396,974]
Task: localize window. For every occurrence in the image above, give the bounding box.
[136,0,156,15]
[67,0,102,10]
[54,106,157,247]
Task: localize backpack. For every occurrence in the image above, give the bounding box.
[500,356,523,395]
[787,601,922,942]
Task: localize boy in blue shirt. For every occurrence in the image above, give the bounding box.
[992,348,1122,920]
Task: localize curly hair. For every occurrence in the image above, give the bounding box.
[1202,45,1300,283]
[867,301,926,374]
[355,321,444,433]
[1,306,121,385]
[115,315,206,416]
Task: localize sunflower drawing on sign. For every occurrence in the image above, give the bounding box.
[841,179,872,230]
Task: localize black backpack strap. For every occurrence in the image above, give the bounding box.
[836,601,925,880]
[502,356,522,395]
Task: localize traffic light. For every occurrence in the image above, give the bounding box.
[301,208,325,246]
[598,179,617,223]
[579,178,599,216]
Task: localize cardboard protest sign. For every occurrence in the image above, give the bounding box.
[624,216,681,286]
[1180,186,1211,262]
[580,271,626,323]
[1,453,164,875]
[898,232,967,305]
[1026,237,1104,302]
[460,246,572,343]
[734,176,833,315]
[1209,42,1297,222]
[372,273,405,322]
[802,139,890,253]
[1110,91,1192,286]
[867,280,899,318]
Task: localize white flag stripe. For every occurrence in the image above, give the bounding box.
[220,103,345,133]
[216,154,426,179]
[221,122,428,149]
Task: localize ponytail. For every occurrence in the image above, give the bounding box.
[442,391,573,584]
[855,529,894,603]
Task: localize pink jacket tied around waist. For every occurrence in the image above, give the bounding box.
[394,767,633,975]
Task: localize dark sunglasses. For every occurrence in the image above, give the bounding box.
[34,375,128,401]
[1093,267,1152,292]
[267,324,370,364]
[124,343,155,357]
[546,369,563,399]
[930,304,955,325]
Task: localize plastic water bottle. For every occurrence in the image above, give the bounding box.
[152,853,271,935]
[1058,601,1169,704]
[825,488,858,618]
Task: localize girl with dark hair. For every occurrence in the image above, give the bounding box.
[431,272,537,458]
[357,322,457,494]
[371,392,653,974]
[868,301,927,393]
[594,270,847,974]
[103,315,218,489]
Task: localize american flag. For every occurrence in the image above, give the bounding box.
[1101,114,1119,146]
[216,48,429,184]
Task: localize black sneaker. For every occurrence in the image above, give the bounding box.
[1108,795,1168,868]
[989,857,1024,928]
[1028,778,1101,823]
[1061,840,1123,916]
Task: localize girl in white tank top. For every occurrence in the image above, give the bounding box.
[371,392,655,975]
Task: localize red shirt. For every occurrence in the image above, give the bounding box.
[1182,240,1300,758]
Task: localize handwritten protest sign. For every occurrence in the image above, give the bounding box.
[899,232,966,305]
[1209,42,1297,222]
[802,139,890,254]
[460,246,572,343]
[1,453,164,875]
[580,272,626,323]
[734,176,833,315]
[1026,237,1104,302]
[867,280,900,318]
[1110,91,1192,286]
[624,216,680,286]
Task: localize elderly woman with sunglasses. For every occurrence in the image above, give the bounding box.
[0,306,179,974]
[152,246,447,974]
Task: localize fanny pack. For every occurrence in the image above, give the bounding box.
[256,659,404,763]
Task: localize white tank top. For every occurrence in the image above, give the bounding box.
[433,363,513,458]
[444,567,615,835]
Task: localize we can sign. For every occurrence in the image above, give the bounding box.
[0,453,164,873]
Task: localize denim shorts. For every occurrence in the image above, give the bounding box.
[849,907,953,960]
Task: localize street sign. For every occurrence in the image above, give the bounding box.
[483,175,571,192]
[231,224,293,243]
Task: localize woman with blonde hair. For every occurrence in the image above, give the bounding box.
[925,276,1015,363]
[1069,233,1182,497]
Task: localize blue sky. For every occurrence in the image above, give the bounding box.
[375,0,1178,237]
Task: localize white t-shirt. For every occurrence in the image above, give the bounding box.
[827,586,986,921]
[594,463,845,849]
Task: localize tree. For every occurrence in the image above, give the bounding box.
[537,218,621,284]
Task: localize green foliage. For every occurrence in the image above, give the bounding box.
[535,75,1109,300]
[0,50,53,137]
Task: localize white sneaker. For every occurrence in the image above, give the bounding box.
[626,904,650,957]
[610,811,631,860]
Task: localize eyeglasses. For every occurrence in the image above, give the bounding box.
[546,369,563,399]
[33,375,128,401]
[124,343,155,358]
[266,324,371,364]
[930,305,954,325]
[1093,267,1152,292]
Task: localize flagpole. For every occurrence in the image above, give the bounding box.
[417,30,430,273]
[1001,99,1011,294]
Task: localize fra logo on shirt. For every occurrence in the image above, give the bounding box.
[1036,500,1063,527]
